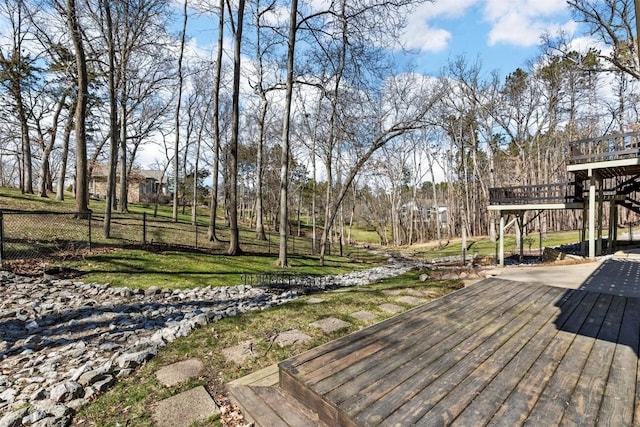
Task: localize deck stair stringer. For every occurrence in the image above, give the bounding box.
[278,361,361,427]
[227,364,330,427]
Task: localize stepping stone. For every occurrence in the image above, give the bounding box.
[396,296,427,306]
[382,289,402,296]
[152,386,219,427]
[378,303,404,314]
[309,317,351,333]
[306,297,325,304]
[222,340,258,365]
[274,329,312,347]
[351,311,377,321]
[423,290,442,298]
[156,358,205,387]
[406,288,426,297]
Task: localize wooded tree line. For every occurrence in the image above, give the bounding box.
[1,0,640,263]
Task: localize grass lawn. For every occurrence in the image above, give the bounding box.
[75,271,464,426]
[67,248,380,289]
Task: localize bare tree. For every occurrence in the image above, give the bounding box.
[227,0,246,255]
[171,0,188,221]
[569,0,640,79]
[277,0,298,267]
[66,0,90,214]
[0,0,36,194]
[208,0,224,242]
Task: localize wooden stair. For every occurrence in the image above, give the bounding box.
[227,364,329,427]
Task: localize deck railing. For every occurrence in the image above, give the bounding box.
[568,131,640,164]
[489,182,583,205]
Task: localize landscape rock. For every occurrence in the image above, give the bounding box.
[0,261,413,426]
[50,381,83,403]
[0,408,28,427]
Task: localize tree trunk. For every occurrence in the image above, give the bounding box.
[104,0,118,237]
[118,90,128,213]
[67,0,90,215]
[255,95,268,240]
[208,0,224,242]
[173,0,188,222]
[38,94,66,198]
[56,97,75,201]
[277,0,298,267]
[227,0,245,255]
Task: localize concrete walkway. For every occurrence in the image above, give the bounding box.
[484,260,603,290]
[485,248,640,298]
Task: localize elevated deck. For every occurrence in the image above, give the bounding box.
[568,130,640,179]
[488,182,584,212]
[228,271,640,426]
[488,131,640,261]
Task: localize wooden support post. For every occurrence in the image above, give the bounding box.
[597,176,603,256]
[609,203,618,254]
[581,203,587,256]
[588,171,596,259]
[499,214,504,267]
[517,214,524,262]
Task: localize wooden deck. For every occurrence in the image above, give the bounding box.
[229,277,640,426]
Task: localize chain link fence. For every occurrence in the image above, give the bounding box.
[0,210,312,267]
[0,211,92,262]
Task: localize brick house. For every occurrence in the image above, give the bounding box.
[89,163,168,203]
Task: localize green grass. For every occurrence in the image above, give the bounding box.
[68,249,377,289]
[409,229,587,261]
[0,187,387,287]
[75,271,464,426]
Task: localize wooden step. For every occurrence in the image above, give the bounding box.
[228,365,328,427]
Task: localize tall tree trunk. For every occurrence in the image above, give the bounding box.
[67,0,90,215]
[173,0,188,222]
[192,102,209,224]
[319,0,347,265]
[227,0,245,255]
[16,95,32,194]
[208,0,224,242]
[277,0,298,267]
[56,96,75,201]
[255,94,268,240]
[38,93,66,197]
[118,88,128,212]
[104,0,119,237]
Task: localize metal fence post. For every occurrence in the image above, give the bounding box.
[143,212,147,244]
[195,222,198,249]
[0,211,4,266]
[88,212,92,252]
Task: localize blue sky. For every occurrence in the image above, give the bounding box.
[397,0,578,76]
[184,0,581,79]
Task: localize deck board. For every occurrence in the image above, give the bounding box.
[602,297,640,426]
[283,278,513,380]
[236,277,640,426]
[560,295,624,426]
[336,283,553,420]
[378,285,561,426]
[317,279,530,400]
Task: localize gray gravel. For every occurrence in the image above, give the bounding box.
[0,261,414,426]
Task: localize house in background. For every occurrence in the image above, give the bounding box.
[89,163,169,203]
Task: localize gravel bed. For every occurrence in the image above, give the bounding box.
[0,261,414,426]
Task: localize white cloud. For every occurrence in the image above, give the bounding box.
[400,0,478,52]
[401,24,451,52]
[568,35,611,56]
[483,0,574,47]
[417,0,480,19]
